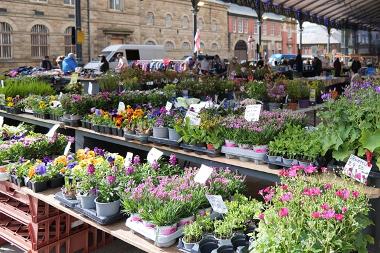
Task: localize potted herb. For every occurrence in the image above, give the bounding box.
[62,176,77,200]
[214,220,234,245]
[182,221,203,250]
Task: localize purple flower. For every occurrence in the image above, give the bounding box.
[67,162,77,169]
[152,160,160,170]
[94,147,105,156]
[106,175,116,184]
[375,86,380,94]
[133,155,141,165]
[95,109,101,116]
[125,166,134,175]
[35,163,47,175]
[169,154,177,166]
[107,155,115,164]
[90,107,96,113]
[321,93,331,101]
[67,136,75,143]
[87,164,95,175]
[42,157,52,164]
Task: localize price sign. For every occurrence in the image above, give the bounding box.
[194,164,213,184]
[206,195,228,214]
[0,116,3,127]
[63,142,72,156]
[147,148,163,164]
[46,124,60,138]
[244,104,262,122]
[343,154,372,184]
[70,73,78,84]
[118,102,126,112]
[0,80,4,88]
[146,81,154,86]
[88,82,93,95]
[185,110,201,126]
[310,89,316,102]
[124,152,134,167]
[165,101,173,112]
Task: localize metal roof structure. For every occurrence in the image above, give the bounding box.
[222,0,380,30]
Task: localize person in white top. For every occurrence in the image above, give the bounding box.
[115,53,128,72]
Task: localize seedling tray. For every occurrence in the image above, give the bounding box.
[180,144,221,157]
[148,136,180,147]
[221,146,266,162]
[124,133,149,143]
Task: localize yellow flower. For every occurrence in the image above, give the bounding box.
[54,156,68,166]
[28,166,35,178]
[87,150,95,158]
[72,165,82,174]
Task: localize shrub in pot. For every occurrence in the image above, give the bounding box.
[182,221,203,250]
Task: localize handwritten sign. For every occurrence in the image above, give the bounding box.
[63,142,72,156]
[194,164,213,184]
[147,148,163,164]
[206,195,228,214]
[185,110,201,126]
[46,124,60,138]
[118,102,126,112]
[165,101,173,112]
[70,73,78,84]
[343,154,372,184]
[244,104,262,122]
[88,82,93,95]
[124,152,134,167]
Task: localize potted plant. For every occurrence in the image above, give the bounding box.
[28,162,49,193]
[246,80,267,102]
[62,176,77,200]
[47,162,65,188]
[182,221,203,250]
[150,200,181,236]
[167,111,183,142]
[95,174,120,217]
[135,117,152,137]
[206,127,223,151]
[214,220,234,245]
[151,107,169,139]
[77,164,98,209]
[266,80,286,111]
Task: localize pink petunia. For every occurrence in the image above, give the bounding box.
[311,211,321,219]
[352,191,360,198]
[304,165,317,174]
[280,192,293,202]
[335,213,344,221]
[278,208,289,217]
[258,213,265,220]
[321,203,330,210]
[322,209,335,220]
[336,189,350,200]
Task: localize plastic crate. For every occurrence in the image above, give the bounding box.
[0,181,30,204]
[0,192,59,224]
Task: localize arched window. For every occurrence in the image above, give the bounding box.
[211,43,218,51]
[64,27,76,56]
[165,14,172,28]
[198,18,204,31]
[182,42,190,50]
[181,16,189,29]
[211,19,217,32]
[31,24,48,58]
[146,12,154,26]
[0,22,12,59]
[164,41,175,50]
[145,40,156,45]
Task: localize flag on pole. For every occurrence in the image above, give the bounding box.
[194,29,201,53]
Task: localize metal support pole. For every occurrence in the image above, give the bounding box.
[75,0,83,64]
[298,20,303,54]
[191,0,200,56]
[327,27,331,54]
[257,0,262,59]
[368,29,372,55]
[87,0,91,62]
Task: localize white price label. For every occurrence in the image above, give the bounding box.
[146,81,154,86]
[206,195,228,214]
[88,82,93,95]
[0,80,4,88]
[147,148,163,164]
[124,152,134,167]
[118,102,126,112]
[0,116,3,127]
[165,101,173,112]
[63,142,72,156]
[244,104,262,122]
[185,110,201,126]
[46,124,60,138]
[173,78,179,84]
[343,154,372,185]
[58,92,63,100]
[194,164,213,184]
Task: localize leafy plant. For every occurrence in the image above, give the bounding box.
[99,72,120,92]
[183,221,203,243]
[246,80,267,101]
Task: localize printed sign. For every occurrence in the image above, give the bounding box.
[194,164,213,184]
[147,148,163,164]
[70,73,78,84]
[88,82,93,95]
[46,124,60,138]
[343,154,372,184]
[244,104,262,122]
[310,89,316,102]
[206,195,228,214]
[185,110,201,126]
[118,102,126,112]
[124,152,134,167]
[63,142,72,156]
[165,101,173,112]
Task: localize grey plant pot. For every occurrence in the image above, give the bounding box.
[79,194,96,209]
[282,157,296,166]
[168,128,180,141]
[268,102,280,111]
[267,155,278,163]
[95,198,120,217]
[299,161,311,167]
[153,127,169,139]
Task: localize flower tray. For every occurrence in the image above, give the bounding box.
[262,156,292,169]
[180,144,221,157]
[126,217,184,248]
[124,133,149,143]
[54,192,123,225]
[148,136,180,147]
[4,106,22,114]
[33,112,50,119]
[221,146,266,163]
[62,118,80,127]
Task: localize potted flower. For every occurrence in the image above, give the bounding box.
[182,221,203,250]
[95,173,120,217]
[150,200,182,236]
[150,107,169,139]
[46,161,65,188]
[77,164,98,209]
[28,162,49,192]
[266,80,286,111]
[62,176,77,200]
[286,80,310,109]
[166,110,183,141]
[135,117,152,137]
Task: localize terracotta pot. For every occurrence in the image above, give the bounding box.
[287,102,298,111]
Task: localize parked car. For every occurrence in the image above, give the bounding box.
[268,54,296,66]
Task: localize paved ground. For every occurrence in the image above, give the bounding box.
[0,239,145,253]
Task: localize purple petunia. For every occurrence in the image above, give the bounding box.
[106,175,116,184]
[35,163,47,175]
[133,155,141,165]
[87,164,95,175]
[169,154,177,166]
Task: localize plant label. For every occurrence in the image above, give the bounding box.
[206,195,228,214]
[165,101,173,112]
[46,124,60,138]
[118,102,126,112]
[185,110,201,126]
[88,82,93,95]
[0,80,4,88]
[124,152,134,167]
[244,104,262,122]
[58,92,63,100]
[63,142,71,156]
[343,154,372,185]
[147,148,163,164]
[70,73,78,84]
[146,81,154,86]
[173,78,179,84]
[194,164,213,184]
[0,116,3,127]
[310,89,316,102]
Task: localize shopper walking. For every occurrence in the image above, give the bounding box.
[62,53,78,74]
[200,55,210,74]
[333,57,341,77]
[115,53,128,73]
[40,56,52,70]
[99,55,109,73]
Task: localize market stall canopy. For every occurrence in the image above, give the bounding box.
[221,0,380,30]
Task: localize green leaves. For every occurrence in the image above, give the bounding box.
[360,129,380,153]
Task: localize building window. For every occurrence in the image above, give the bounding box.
[271,23,275,36]
[254,20,258,34]
[182,16,189,29]
[64,27,75,56]
[287,26,292,38]
[232,18,237,33]
[244,19,248,34]
[164,41,175,50]
[145,40,156,45]
[198,18,204,31]
[262,22,267,36]
[31,24,48,58]
[146,12,154,26]
[182,42,190,50]
[238,18,243,33]
[0,22,12,59]
[211,19,217,32]
[211,43,218,51]
[109,0,122,10]
[64,0,74,5]
[165,14,172,28]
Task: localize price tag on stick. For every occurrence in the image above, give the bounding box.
[206,195,228,214]
[124,152,134,167]
[0,116,3,127]
[343,154,372,185]
[194,164,213,184]
[88,82,93,95]
[63,142,72,156]
[244,104,262,122]
[46,124,60,138]
[165,101,173,112]
[147,148,163,164]
[185,110,201,126]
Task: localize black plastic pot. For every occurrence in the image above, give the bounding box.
[231,234,249,250]
[92,124,100,132]
[29,181,48,193]
[103,126,111,135]
[199,237,219,253]
[117,128,124,137]
[217,245,234,253]
[111,127,118,136]
[49,176,64,188]
[99,125,105,133]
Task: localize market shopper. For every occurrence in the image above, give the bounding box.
[115,53,128,73]
[312,56,322,76]
[40,56,52,70]
[295,52,303,74]
[333,57,341,77]
[56,56,64,70]
[99,55,109,73]
[227,56,239,79]
[351,58,361,73]
[200,55,210,74]
[62,53,78,74]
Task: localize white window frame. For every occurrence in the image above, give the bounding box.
[182,16,189,29]
[63,0,74,5]
[232,18,237,33]
[262,22,267,36]
[238,18,243,33]
[165,14,173,28]
[31,24,49,58]
[31,0,48,3]
[254,21,258,34]
[146,12,155,26]
[271,22,275,36]
[109,0,123,11]
[244,19,248,34]
[0,22,12,59]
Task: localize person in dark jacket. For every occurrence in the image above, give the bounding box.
[351,58,361,73]
[295,51,303,73]
[99,55,109,73]
[40,56,52,70]
[312,56,322,76]
[333,57,341,77]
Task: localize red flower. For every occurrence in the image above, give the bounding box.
[258,213,265,220]
[311,211,321,219]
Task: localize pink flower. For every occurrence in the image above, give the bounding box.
[87,164,95,175]
[303,187,321,197]
[263,193,274,203]
[281,184,288,191]
[335,213,344,221]
[258,213,265,220]
[287,168,298,177]
[125,166,134,175]
[280,192,293,202]
[106,175,116,184]
[352,191,360,198]
[311,211,321,219]
[342,207,348,214]
[321,203,330,210]
[278,208,289,217]
[322,209,335,219]
[336,189,350,200]
[304,165,317,174]
[323,183,332,190]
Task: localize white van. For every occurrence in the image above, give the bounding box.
[84,44,166,70]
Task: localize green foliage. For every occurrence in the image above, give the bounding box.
[0,77,55,97]
[246,80,267,101]
[286,80,310,101]
[183,222,203,243]
[98,72,120,92]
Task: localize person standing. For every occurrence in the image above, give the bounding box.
[333,57,341,77]
[351,58,361,74]
[200,55,210,74]
[40,56,52,70]
[115,53,127,72]
[62,53,78,74]
[312,56,322,76]
[295,51,303,73]
[99,55,109,73]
